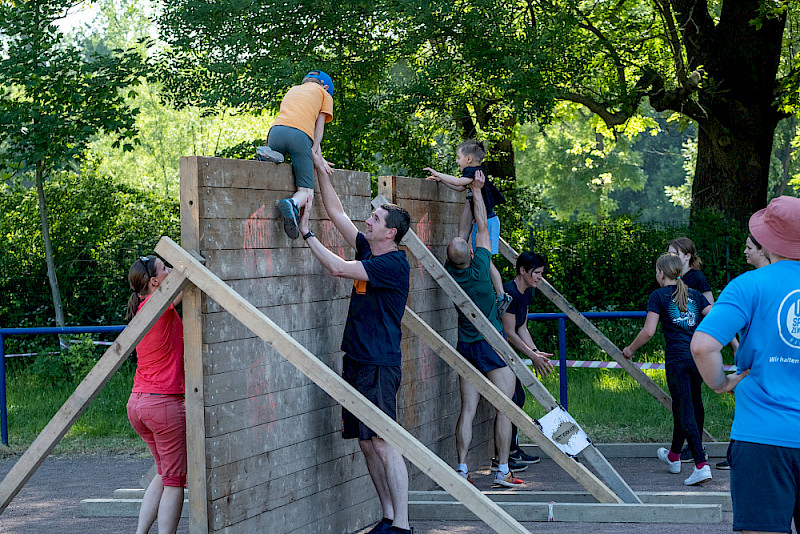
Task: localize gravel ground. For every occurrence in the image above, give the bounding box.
[0,452,741,533]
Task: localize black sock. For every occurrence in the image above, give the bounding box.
[381,518,393,526]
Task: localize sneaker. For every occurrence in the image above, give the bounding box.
[684,464,712,486]
[510,449,540,465]
[490,457,528,472]
[256,146,284,163]
[456,468,474,485]
[715,459,730,470]
[277,198,300,239]
[497,293,513,316]
[657,447,681,474]
[492,470,524,488]
[366,519,393,534]
[680,445,707,462]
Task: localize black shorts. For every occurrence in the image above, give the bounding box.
[457,339,507,375]
[341,355,401,441]
[730,440,800,532]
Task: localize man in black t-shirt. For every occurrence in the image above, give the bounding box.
[299,173,412,534]
[500,252,553,465]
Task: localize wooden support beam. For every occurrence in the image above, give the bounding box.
[0,270,188,514]
[497,239,716,443]
[370,196,638,504]
[180,155,210,534]
[402,309,621,504]
[154,236,530,534]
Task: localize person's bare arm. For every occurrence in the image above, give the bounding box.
[424,167,471,191]
[702,290,715,305]
[312,115,333,176]
[501,313,554,376]
[457,198,473,240]
[622,312,659,359]
[691,332,749,393]
[315,170,359,249]
[471,171,490,251]
[299,194,368,280]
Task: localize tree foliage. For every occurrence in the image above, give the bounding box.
[157,0,799,221]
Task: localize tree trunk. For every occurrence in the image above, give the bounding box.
[691,112,775,223]
[35,162,66,342]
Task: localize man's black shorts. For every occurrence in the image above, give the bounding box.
[341,354,401,441]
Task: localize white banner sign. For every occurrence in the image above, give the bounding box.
[537,406,591,456]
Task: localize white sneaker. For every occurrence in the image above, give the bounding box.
[684,464,712,486]
[657,447,681,474]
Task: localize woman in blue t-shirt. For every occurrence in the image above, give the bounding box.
[622,253,713,486]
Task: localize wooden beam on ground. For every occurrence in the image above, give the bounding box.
[408,500,722,523]
[497,238,716,443]
[409,490,732,511]
[0,271,188,514]
[372,195,638,504]
[402,309,621,504]
[154,237,530,534]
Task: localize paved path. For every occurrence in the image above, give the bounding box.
[0,453,738,533]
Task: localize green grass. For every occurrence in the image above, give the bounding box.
[520,339,737,443]
[2,360,148,457]
[1,336,736,457]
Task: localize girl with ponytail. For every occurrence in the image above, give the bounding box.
[125,255,186,534]
[623,253,713,487]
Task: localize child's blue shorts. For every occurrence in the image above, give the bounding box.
[471,215,500,255]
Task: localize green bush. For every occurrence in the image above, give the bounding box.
[0,167,179,354]
[29,334,106,387]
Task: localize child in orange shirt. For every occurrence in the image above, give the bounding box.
[258,70,334,239]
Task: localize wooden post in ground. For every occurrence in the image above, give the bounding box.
[0,270,188,514]
[497,238,716,443]
[155,236,531,534]
[371,194,639,504]
[179,156,210,533]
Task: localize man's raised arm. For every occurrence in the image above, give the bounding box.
[316,170,359,249]
[471,170,490,251]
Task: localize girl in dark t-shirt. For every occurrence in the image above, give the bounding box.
[667,237,714,305]
[622,253,713,487]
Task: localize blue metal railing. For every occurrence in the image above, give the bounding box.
[0,326,126,446]
[526,311,647,410]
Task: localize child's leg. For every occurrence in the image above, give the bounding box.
[668,362,705,465]
[665,363,686,455]
[292,187,313,211]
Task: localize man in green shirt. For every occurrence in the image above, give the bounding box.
[445,170,522,489]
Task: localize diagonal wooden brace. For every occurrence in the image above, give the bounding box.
[155,237,530,534]
[373,195,640,504]
[0,269,189,514]
[497,238,716,443]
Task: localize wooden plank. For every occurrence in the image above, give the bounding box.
[394,175,465,203]
[497,238,717,443]
[372,195,639,504]
[401,308,621,504]
[181,155,210,534]
[408,501,722,523]
[0,270,188,514]
[155,236,530,534]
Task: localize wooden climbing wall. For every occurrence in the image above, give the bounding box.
[179,157,495,533]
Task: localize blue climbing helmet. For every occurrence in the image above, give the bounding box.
[305,70,334,96]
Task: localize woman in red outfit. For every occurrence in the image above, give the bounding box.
[125,255,186,534]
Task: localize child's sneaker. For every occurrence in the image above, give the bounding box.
[657,447,681,474]
[492,470,524,488]
[256,146,284,163]
[684,464,712,486]
[497,293,513,316]
[277,198,300,239]
[680,445,707,462]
